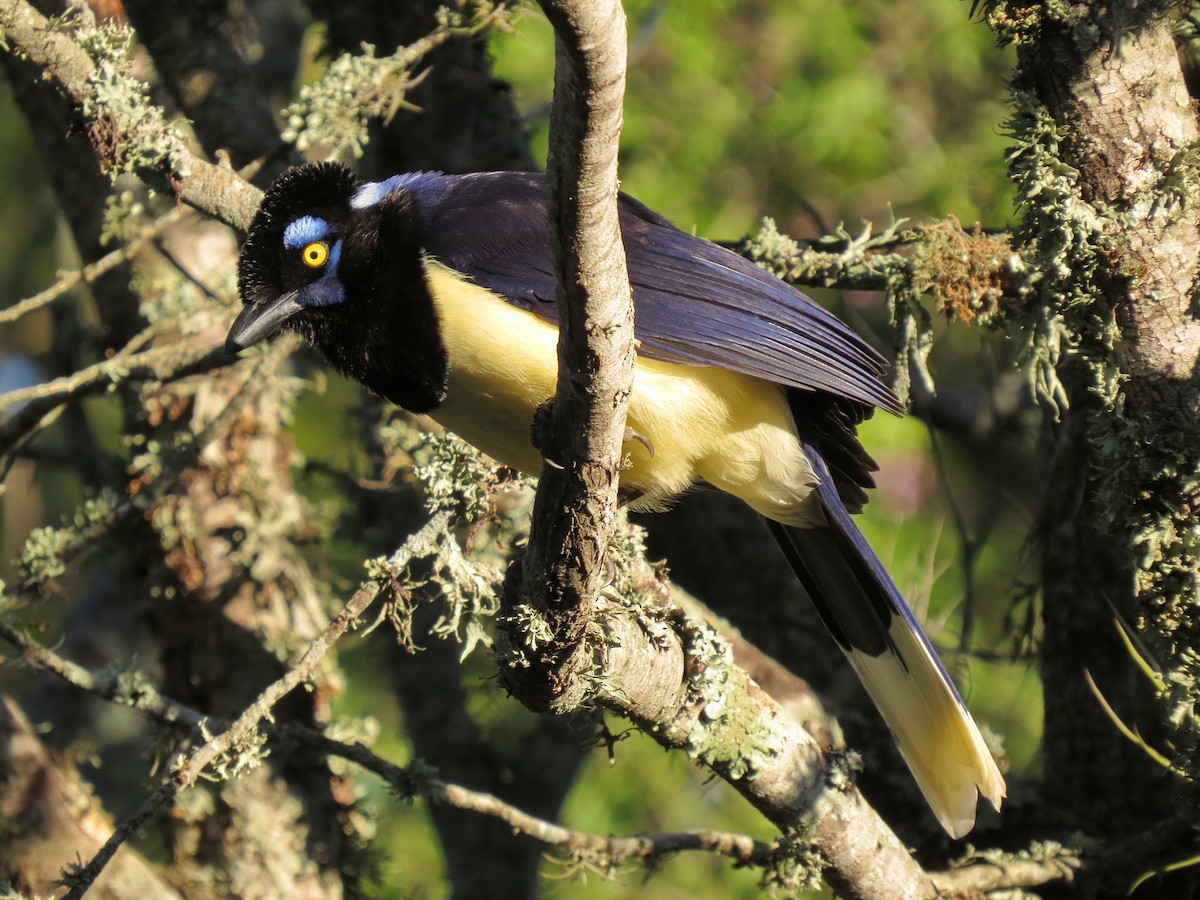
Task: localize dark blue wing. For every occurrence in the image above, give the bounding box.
[396,171,902,415]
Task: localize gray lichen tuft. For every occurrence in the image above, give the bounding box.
[64,7,190,181]
[282,41,426,160]
[15,489,123,587]
[999,14,1200,794]
[681,621,788,781]
[1002,86,1115,419]
[760,830,825,897]
[282,3,511,159]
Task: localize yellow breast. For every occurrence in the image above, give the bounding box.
[422,259,821,526]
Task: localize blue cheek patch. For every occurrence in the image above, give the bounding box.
[298,240,345,307]
[300,276,345,307]
[284,215,331,249]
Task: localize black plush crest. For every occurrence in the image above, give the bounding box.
[237,163,360,309]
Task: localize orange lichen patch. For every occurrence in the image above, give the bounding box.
[912,218,1015,325]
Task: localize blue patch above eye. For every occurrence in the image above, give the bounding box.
[350,173,438,210]
[284,215,331,249]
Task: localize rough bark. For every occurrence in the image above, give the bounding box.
[502,0,636,708]
[998,0,1200,861]
[0,696,184,899]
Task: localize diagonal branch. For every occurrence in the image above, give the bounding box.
[50,508,453,897]
[0,0,261,228]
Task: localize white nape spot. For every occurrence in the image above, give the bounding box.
[283,215,331,249]
[350,172,437,209]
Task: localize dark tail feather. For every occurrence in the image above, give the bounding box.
[768,444,1005,838]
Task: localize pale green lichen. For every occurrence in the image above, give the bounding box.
[61,6,190,181]
[494,602,556,663]
[683,621,787,780]
[100,189,151,246]
[367,504,504,658]
[412,432,513,518]
[888,287,935,409]
[109,668,160,707]
[282,41,424,159]
[978,0,1083,47]
[425,528,503,654]
[282,3,509,158]
[15,489,123,585]
[952,837,1087,885]
[760,831,825,897]
[1002,87,1114,419]
[604,513,658,606]
[192,719,268,782]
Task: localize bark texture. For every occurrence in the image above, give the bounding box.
[501,0,636,708]
[998,0,1200,861]
[0,697,184,899]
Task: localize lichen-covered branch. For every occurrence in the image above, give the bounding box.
[50,506,458,897]
[502,0,635,705]
[0,0,262,229]
[981,1,1200,852]
[1,505,784,885]
[742,214,1034,405]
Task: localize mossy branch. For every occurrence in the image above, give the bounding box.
[0,0,261,229]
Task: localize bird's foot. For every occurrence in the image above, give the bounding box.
[624,426,655,458]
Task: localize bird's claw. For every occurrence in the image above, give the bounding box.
[624,426,655,458]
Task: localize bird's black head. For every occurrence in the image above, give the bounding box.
[227,163,449,413]
[229,162,360,353]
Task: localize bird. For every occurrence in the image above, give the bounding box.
[227,162,1005,838]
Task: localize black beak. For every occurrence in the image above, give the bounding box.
[225,291,303,355]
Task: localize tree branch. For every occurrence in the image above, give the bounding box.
[1,508,781,883]
[502,0,635,706]
[0,0,261,230]
[491,3,940,896]
[50,505,454,897]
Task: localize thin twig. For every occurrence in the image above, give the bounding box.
[0,341,230,461]
[0,207,188,325]
[55,520,410,897]
[0,328,160,414]
[285,725,774,868]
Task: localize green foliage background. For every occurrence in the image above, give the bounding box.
[0,2,1041,897]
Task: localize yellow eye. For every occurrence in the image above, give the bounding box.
[302,242,329,268]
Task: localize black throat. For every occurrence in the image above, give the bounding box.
[297,190,449,413]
